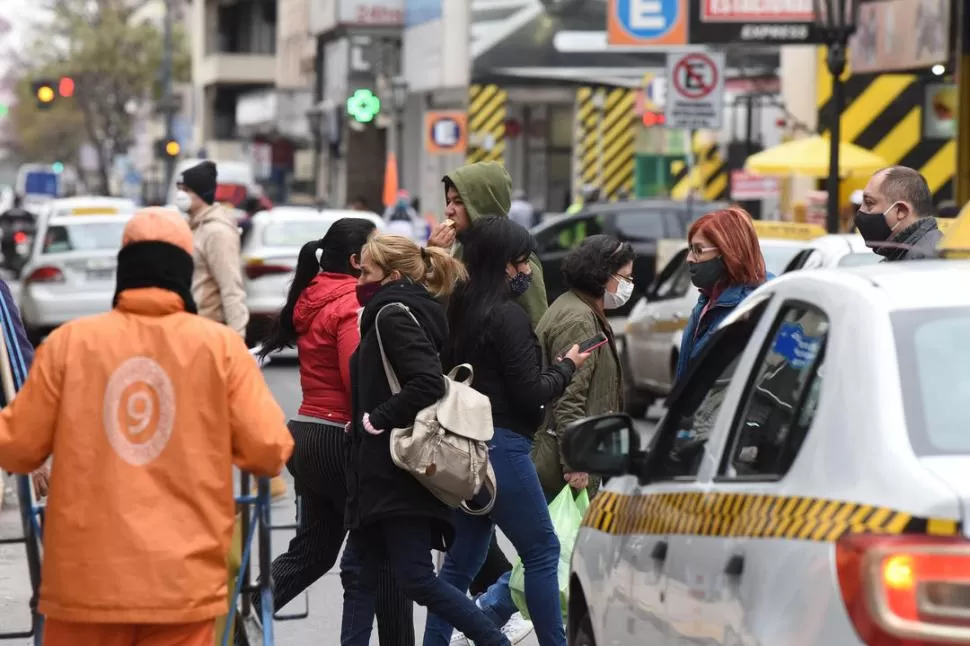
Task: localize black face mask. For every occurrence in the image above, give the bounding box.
[688,257,725,291]
[854,209,894,242]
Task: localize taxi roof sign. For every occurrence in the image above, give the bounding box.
[69,206,120,216]
[751,221,826,241]
[937,210,970,259]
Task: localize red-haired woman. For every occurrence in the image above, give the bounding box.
[674,207,768,381]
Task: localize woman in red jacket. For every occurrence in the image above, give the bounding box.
[256,217,414,644]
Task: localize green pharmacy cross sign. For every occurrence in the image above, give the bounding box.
[347,89,381,124]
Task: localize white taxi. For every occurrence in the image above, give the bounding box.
[20,202,134,343]
[563,261,970,646]
[622,222,826,416]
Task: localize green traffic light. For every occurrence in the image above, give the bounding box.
[52,162,64,173]
[346,89,381,124]
[0,104,8,118]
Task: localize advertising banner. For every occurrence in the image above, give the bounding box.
[688,0,823,44]
[849,0,949,73]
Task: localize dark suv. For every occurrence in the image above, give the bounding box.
[531,199,729,317]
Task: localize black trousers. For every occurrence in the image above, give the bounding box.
[255,420,413,645]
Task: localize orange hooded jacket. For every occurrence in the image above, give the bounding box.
[0,283,293,624]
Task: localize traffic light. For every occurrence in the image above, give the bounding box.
[32,80,56,110]
[346,89,380,124]
[52,162,64,173]
[154,138,181,159]
[58,76,75,98]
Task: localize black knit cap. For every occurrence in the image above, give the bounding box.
[177,161,218,205]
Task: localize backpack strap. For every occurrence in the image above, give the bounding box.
[374,302,420,395]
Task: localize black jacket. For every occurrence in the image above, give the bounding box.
[345,279,453,548]
[447,299,575,437]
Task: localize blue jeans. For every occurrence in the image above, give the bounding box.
[477,570,517,627]
[423,427,565,646]
[342,518,508,646]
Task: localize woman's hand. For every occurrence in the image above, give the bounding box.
[563,343,592,370]
[564,471,589,490]
[362,413,385,436]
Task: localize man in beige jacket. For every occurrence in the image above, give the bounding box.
[177,162,287,498]
[176,161,249,337]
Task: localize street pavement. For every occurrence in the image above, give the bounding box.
[0,357,660,646]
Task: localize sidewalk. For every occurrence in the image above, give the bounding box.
[0,478,33,644]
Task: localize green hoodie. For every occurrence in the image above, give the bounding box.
[444,161,548,326]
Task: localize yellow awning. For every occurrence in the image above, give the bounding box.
[745,136,887,179]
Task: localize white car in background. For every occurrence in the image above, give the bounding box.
[242,208,386,347]
[19,213,132,344]
[782,233,879,272]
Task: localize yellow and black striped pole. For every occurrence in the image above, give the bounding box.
[467,84,507,165]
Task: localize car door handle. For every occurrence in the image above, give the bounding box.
[651,540,668,562]
[649,313,659,321]
[673,312,685,320]
[724,553,744,577]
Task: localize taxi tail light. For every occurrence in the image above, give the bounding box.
[836,533,970,645]
[24,266,64,284]
[244,260,290,280]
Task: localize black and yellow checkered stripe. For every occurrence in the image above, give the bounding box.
[467,84,507,165]
[583,491,961,542]
[669,134,729,201]
[815,47,955,202]
[574,87,636,201]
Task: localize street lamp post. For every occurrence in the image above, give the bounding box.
[814,0,859,234]
[391,76,409,185]
[306,103,323,199]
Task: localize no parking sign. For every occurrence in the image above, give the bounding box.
[664,50,725,130]
[425,111,467,155]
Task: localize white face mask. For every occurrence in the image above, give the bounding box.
[174,190,192,213]
[604,276,634,310]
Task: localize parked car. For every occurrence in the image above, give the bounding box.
[530,199,730,317]
[19,213,132,344]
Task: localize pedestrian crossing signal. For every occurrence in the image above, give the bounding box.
[642,111,666,127]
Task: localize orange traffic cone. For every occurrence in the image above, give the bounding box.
[383,151,399,210]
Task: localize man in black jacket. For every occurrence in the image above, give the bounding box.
[855,166,943,261]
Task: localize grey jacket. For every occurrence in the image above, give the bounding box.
[878,217,943,261]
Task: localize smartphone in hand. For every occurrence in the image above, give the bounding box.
[578,332,609,353]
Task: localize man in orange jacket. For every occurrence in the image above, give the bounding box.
[0,207,294,646]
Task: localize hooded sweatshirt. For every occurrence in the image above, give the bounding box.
[293,272,360,423]
[444,161,548,326]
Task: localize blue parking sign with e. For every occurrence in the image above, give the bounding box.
[431,118,460,148]
[615,0,681,40]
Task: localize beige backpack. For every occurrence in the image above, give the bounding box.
[375,303,497,515]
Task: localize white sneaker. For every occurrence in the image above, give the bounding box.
[501,613,535,644]
[450,630,470,646]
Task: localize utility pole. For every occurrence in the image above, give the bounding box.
[161,0,176,195]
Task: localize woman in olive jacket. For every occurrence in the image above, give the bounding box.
[533,235,636,499]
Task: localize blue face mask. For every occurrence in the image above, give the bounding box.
[509,271,532,296]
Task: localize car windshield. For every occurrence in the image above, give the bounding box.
[761,244,804,275]
[894,308,970,455]
[42,222,127,254]
[263,219,332,247]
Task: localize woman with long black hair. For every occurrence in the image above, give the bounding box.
[423,216,589,646]
[254,218,414,645]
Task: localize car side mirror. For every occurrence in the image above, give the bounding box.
[561,413,640,476]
